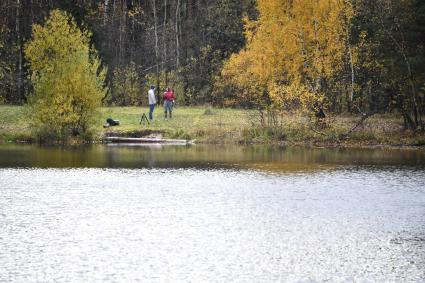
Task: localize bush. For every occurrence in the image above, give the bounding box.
[24,10,107,141]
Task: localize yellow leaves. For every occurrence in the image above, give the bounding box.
[219,0,353,111]
[24,9,106,140]
[242,16,258,45]
[25,10,93,78]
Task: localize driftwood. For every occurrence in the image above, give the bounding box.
[105,136,195,145]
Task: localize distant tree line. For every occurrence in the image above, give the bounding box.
[0,0,256,106]
[0,0,424,129]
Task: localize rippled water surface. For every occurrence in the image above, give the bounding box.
[1,144,425,282]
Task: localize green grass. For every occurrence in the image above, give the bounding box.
[1,105,424,147]
[0,106,32,142]
[99,106,252,143]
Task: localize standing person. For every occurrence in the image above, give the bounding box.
[163,87,175,119]
[148,85,156,120]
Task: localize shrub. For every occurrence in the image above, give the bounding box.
[24,10,107,141]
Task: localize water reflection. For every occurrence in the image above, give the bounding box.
[0,143,424,171]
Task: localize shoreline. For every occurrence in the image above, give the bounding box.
[1,105,424,150]
[2,134,425,151]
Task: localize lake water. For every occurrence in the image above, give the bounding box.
[1,144,425,282]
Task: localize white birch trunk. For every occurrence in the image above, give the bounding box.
[175,0,180,68]
[152,0,160,103]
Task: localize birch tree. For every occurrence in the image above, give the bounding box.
[220,0,354,112]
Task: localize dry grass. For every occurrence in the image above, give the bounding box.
[1,105,424,147]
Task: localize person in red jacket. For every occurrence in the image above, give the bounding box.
[163,87,175,119]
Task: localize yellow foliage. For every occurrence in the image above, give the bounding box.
[24,10,107,140]
[220,0,354,111]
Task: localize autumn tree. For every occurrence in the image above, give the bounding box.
[25,10,107,141]
[217,0,354,115]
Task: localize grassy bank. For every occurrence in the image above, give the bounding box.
[1,105,424,147]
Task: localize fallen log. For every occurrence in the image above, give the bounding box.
[105,136,195,145]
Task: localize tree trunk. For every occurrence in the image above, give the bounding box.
[348,42,355,112]
[104,0,109,25]
[110,0,116,56]
[313,18,323,95]
[163,0,168,86]
[16,0,23,102]
[175,0,180,68]
[118,0,127,67]
[152,0,160,104]
[130,0,135,62]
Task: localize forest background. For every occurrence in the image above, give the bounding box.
[0,0,425,143]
